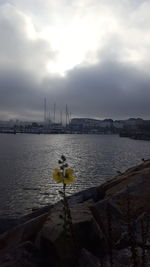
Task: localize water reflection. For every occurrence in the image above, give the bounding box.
[0,134,150,218]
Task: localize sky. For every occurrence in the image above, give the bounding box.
[0,0,150,121]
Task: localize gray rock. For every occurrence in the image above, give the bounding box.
[68,186,105,206]
[0,212,49,250]
[113,248,132,267]
[77,248,101,267]
[0,241,43,267]
[39,201,104,265]
[91,198,127,246]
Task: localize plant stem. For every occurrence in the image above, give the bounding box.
[63,181,67,236]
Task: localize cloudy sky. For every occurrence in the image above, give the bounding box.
[0,0,150,121]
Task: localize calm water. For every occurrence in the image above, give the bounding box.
[0,133,150,218]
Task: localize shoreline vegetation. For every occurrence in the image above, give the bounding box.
[0,160,150,266]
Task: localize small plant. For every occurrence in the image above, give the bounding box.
[52,155,76,240]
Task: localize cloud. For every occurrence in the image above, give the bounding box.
[0,3,54,120]
[41,59,150,120]
[0,0,150,121]
[0,4,54,75]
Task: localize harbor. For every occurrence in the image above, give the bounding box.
[0,117,150,138]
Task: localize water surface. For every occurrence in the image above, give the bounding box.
[0,134,150,218]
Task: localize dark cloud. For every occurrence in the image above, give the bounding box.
[0,3,54,120]
[0,4,53,74]
[41,61,150,120]
[0,2,150,121]
[1,52,150,121]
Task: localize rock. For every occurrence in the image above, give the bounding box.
[91,160,150,267]
[1,160,150,266]
[109,174,150,219]
[113,246,150,267]
[91,198,127,246]
[39,201,104,266]
[41,201,94,243]
[113,248,132,267]
[68,186,105,205]
[115,212,150,250]
[0,219,18,234]
[100,160,150,201]
[0,212,49,250]
[0,241,44,267]
[91,160,150,241]
[77,248,101,267]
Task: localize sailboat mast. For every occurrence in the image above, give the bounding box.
[54,103,56,123]
[44,98,47,123]
[66,104,68,126]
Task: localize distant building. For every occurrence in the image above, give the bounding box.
[70,118,114,133]
[101,119,113,128]
[70,118,113,127]
[113,120,124,129]
[123,118,144,130]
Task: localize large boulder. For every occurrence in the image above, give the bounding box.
[38,200,104,266]
[91,160,150,265]
[96,160,150,218]
[77,248,101,267]
[91,198,127,246]
[68,186,105,205]
[1,160,150,266]
[107,169,150,218]
[0,212,49,251]
[0,241,44,267]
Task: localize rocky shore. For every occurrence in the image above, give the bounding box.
[0,160,150,266]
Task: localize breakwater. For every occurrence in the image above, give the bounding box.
[0,160,150,266]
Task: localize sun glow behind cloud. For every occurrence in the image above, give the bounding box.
[1,0,150,120]
[25,17,37,40]
[38,12,120,75]
[16,1,121,75]
[6,0,150,76]
[44,23,100,75]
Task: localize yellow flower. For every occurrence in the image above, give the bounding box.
[53,168,63,183]
[64,168,76,184]
[52,168,76,184]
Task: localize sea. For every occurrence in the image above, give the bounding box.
[0,133,150,219]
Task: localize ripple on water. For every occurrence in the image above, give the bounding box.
[0,134,150,218]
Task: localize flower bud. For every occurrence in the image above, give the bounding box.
[61,155,66,161]
[64,163,68,168]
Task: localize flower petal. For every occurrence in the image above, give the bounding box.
[65,168,73,177]
[64,175,76,185]
[52,168,63,183]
